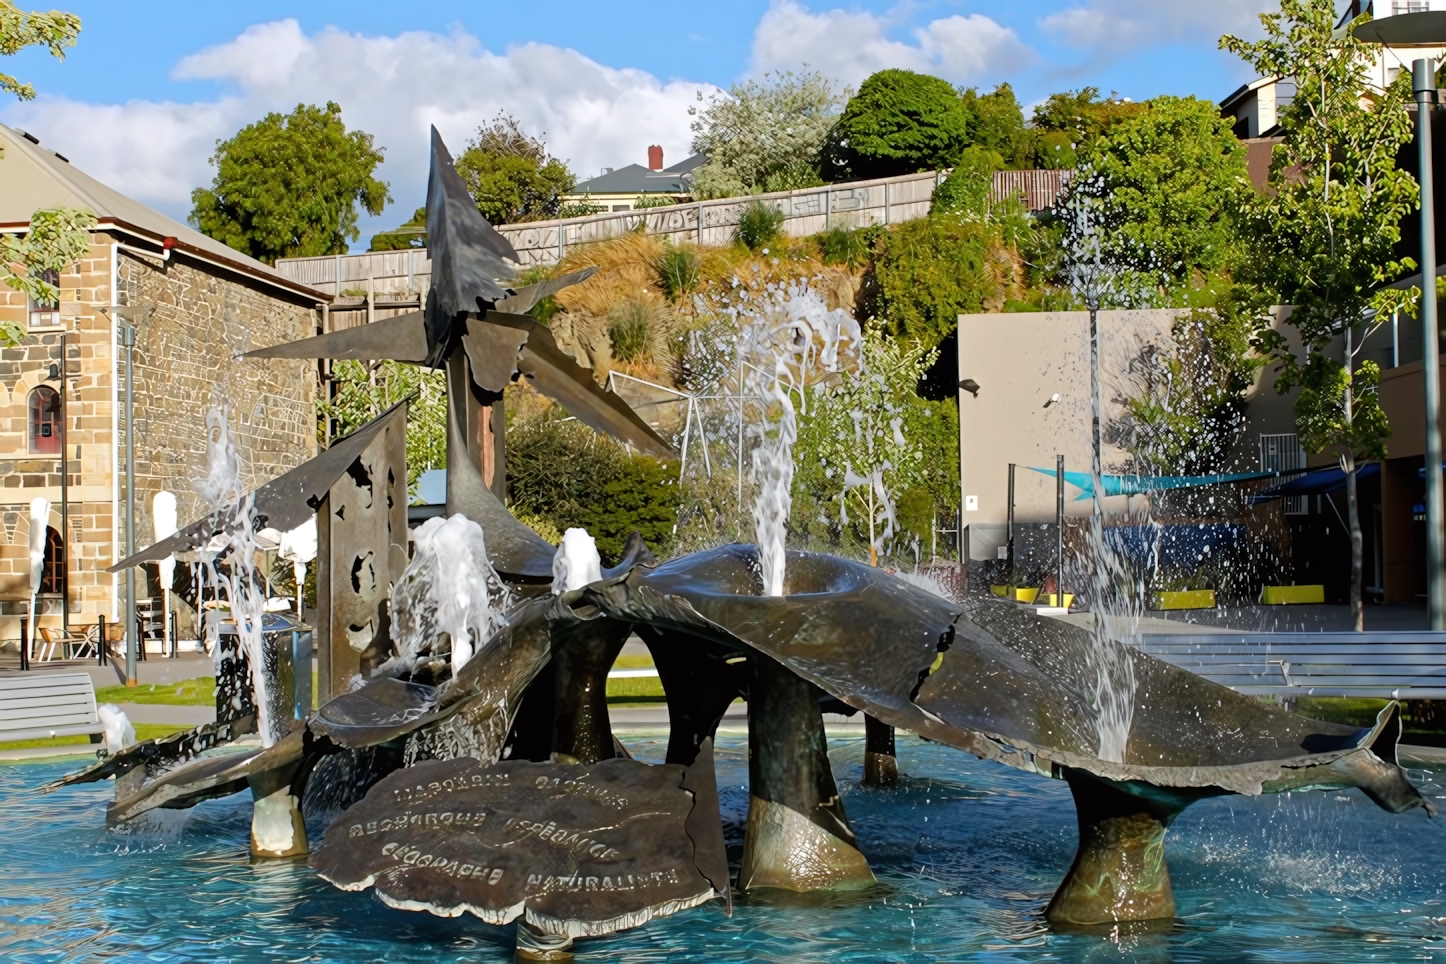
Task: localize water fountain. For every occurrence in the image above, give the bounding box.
[22,130,1438,960]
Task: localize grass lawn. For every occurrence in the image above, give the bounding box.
[95,677,217,706]
[613,653,656,669]
[0,722,190,752]
[606,674,664,704]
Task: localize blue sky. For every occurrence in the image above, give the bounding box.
[0,1,1274,243]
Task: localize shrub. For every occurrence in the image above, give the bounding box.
[607,296,653,361]
[818,225,870,267]
[930,146,1003,222]
[656,245,700,300]
[870,218,1005,348]
[736,199,786,251]
[506,411,681,563]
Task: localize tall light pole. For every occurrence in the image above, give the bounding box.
[1418,59,1445,631]
[1354,14,1446,629]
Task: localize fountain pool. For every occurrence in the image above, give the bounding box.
[5,733,1446,963]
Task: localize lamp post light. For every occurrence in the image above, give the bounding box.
[1354,13,1446,630]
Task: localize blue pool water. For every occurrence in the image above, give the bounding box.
[4,734,1446,962]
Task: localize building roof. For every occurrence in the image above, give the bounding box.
[571,154,706,196]
[1219,76,1280,114]
[0,124,328,303]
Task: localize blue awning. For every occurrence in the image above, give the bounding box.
[1246,462,1380,504]
[1029,467,1280,501]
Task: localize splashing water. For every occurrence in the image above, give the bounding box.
[186,406,281,745]
[390,514,507,677]
[552,528,602,593]
[738,283,861,596]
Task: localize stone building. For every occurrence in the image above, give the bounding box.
[0,123,328,646]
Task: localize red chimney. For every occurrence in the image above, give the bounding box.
[647,145,663,171]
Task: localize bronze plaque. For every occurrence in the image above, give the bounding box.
[311,752,726,935]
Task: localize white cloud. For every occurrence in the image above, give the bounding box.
[1041,0,1268,59]
[749,1,1034,88]
[1,19,712,231]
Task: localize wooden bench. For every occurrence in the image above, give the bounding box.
[0,671,106,744]
[1136,632,1446,699]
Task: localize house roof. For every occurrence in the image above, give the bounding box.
[0,124,328,303]
[1219,76,1280,114]
[571,154,706,196]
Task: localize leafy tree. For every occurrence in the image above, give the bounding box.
[1078,96,1249,287]
[793,330,951,562]
[1031,88,1147,169]
[688,70,843,199]
[1223,0,1418,630]
[191,102,390,264]
[1,206,94,346]
[369,206,426,251]
[454,113,574,224]
[959,82,1032,169]
[317,360,446,491]
[1,0,79,100]
[821,69,971,181]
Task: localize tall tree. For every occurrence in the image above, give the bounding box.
[0,0,79,100]
[1079,95,1249,287]
[455,113,574,224]
[1223,0,1418,630]
[370,206,426,251]
[190,102,390,264]
[688,70,843,199]
[821,69,971,181]
[959,82,1032,169]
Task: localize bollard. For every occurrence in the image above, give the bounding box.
[19,615,28,672]
[97,615,106,666]
[170,612,178,658]
[137,615,147,662]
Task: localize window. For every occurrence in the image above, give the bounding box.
[1260,433,1308,515]
[28,386,61,454]
[27,268,60,327]
[40,526,64,595]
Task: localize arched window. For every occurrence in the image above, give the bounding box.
[40,526,64,595]
[28,386,61,455]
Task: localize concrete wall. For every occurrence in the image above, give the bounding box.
[956,308,1302,559]
[0,235,318,639]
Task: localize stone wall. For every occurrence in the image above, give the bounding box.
[0,234,319,643]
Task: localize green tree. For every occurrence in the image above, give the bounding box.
[1,206,94,346]
[317,360,446,491]
[688,70,844,199]
[1078,95,1248,287]
[793,331,948,562]
[454,113,574,224]
[1,0,79,100]
[369,206,426,251]
[190,102,390,264]
[821,69,971,181]
[959,82,1032,169]
[1223,0,1419,630]
[1031,87,1147,169]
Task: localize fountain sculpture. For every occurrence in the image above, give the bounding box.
[37,129,1432,958]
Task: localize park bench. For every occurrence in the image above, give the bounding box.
[1135,632,1446,700]
[0,671,106,744]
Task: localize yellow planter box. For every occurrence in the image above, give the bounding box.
[1260,584,1325,605]
[1152,589,1216,610]
[1039,593,1074,608]
[990,586,1040,602]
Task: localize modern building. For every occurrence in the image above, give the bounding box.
[0,123,328,647]
[561,147,706,212]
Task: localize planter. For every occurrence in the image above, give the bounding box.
[1151,589,1216,611]
[1039,593,1075,609]
[1260,584,1324,605]
[990,586,1040,603]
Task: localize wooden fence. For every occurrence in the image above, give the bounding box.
[275,168,1072,295]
